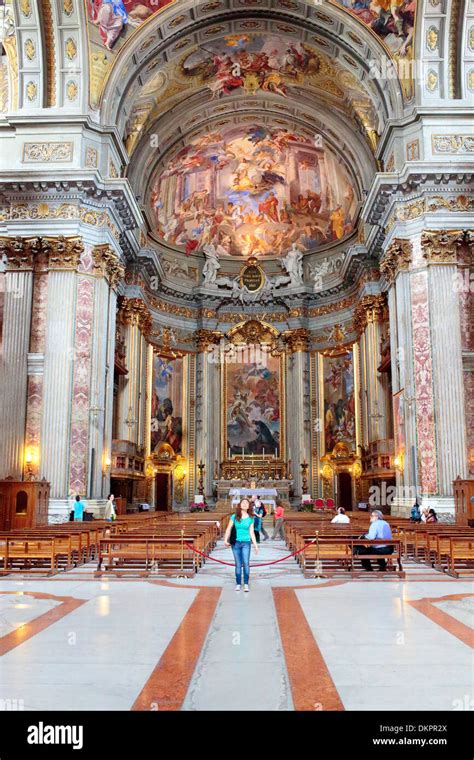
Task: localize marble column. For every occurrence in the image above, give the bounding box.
[40,238,84,502]
[0,237,37,479]
[195,331,221,498]
[115,298,151,446]
[422,231,468,494]
[284,330,311,496]
[354,295,390,446]
[382,232,469,515]
[86,245,123,498]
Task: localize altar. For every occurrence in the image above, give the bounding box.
[229,486,279,511]
[215,479,292,507]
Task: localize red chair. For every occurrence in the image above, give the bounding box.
[314,498,325,509]
[326,498,335,509]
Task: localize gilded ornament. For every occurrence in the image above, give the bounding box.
[66,80,78,101]
[63,0,74,16]
[22,142,73,162]
[427,27,438,51]
[42,236,84,270]
[380,239,412,285]
[65,38,77,61]
[20,0,32,17]
[421,230,466,264]
[26,81,37,101]
[426,70,438,92]
[85,146,98,168]
[92,244,125,289]
[24,38,36,61]
[432,134,474,154]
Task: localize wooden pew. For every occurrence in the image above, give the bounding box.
[446,537,474,577]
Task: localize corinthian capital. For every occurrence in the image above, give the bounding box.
[92,244,125,289]
[0,236,42,270]
[380,238,412,285]
[353,294,387,334]
[194,329,222,352]
[282,328,310,353]
[42,236,84,270]
[421,230,467,264]
[118,297,152,334]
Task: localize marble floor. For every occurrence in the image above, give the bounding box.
[0,536,472,712]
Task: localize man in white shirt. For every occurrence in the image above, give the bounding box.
[331,507,350,524]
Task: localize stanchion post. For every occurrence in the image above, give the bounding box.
[176,528,188,579]
[314,529,324,578]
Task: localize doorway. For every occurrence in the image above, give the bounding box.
[155,473,171,511]
[337,472,352,510]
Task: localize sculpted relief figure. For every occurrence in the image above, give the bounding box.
[202,243,221,286]
[281,243,304,287]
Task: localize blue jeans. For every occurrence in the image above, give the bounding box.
[231,540,251,585]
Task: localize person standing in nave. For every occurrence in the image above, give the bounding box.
[224,498,259,592]
[272,501,285,540]
[252,494,270,541]
[73,495,85,522]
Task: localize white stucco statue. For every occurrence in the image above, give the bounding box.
[202,243,221,286]
[281,243,304,287]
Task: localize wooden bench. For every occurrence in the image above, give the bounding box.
[0,537,64,575]
[446,537,474,577]
[96,536,197,576]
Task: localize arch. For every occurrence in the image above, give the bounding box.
[15,490,28,514]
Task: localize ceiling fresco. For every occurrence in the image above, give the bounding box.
[150,123,358,257]
[86,1,417,109]
[178,34,322,98]
[122,34,381,155]
[333,0,416,58]
[87,1,174,51]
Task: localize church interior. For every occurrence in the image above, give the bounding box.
[0,0,473,729]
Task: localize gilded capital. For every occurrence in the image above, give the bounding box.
[0,236,41,270]
[42,236,84,270]
[380,238,412,285]
[421,230,467,264]
[92,244,125,289]
[282,328,310,353]
[118,297,152,334]
[353,294,387,334]
[194,329,222,352]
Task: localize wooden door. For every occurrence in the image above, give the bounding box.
[337,472,352,511]
[155,473,171,511]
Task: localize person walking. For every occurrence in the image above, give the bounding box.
[104,494,116,522]
[73,495,85,522]
[254,495,269,540]
[224,498,259,592]
[272,502,285,541]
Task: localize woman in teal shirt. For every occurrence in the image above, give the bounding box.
[224,498,259,592]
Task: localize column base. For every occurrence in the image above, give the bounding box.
[48,498,108,523]
[391,497,455,522]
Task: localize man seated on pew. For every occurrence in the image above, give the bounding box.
[355,510,393,572]
[331,507,350,524]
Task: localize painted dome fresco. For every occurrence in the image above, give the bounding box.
[150,121,358,258]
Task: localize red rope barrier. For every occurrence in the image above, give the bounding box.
[185,539,317,567]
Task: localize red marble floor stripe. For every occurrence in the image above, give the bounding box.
[407,593,474,649]
[273,587,344,711]
[0,591,87,656]
[131,586,222,711]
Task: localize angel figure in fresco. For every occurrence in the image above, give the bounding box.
[89,0,128,49]
[228,391,252,432]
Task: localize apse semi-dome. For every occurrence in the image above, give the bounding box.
[149,122,358,258]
